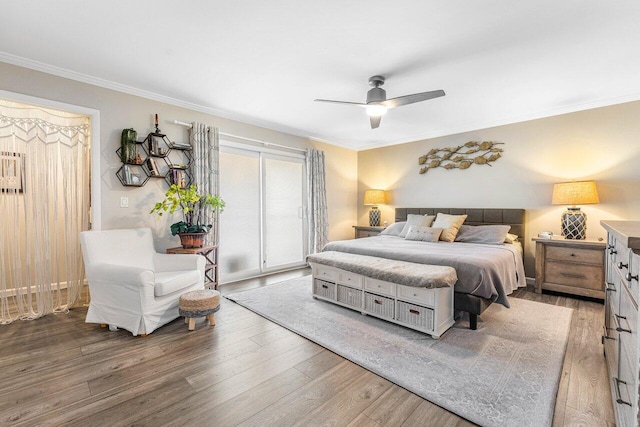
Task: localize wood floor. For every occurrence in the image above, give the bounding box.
[1,269,614,426]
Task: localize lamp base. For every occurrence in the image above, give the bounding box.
[369,206,380,227]
[561,207,587,240]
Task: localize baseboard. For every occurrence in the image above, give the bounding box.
[0,280,88,298]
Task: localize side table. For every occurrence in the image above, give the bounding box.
[352,225,386,239]
[166,245,219,290]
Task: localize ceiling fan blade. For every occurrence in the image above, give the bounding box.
[314,99,366,107]
[382,90,445,109]
[370,115,382,129]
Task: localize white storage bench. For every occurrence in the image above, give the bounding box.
[307,251,457,339]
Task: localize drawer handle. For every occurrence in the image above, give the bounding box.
[609,249,617,255]
[322,285,328,289]
[374,299,382,305]
[570,253,576,257]
[618,262,629,270]
[626,273,639,282]
[560,272,585,279]
[606,283,616,292]
[613,314,632,334]
[409,309,420,315]
[613,378,632,406]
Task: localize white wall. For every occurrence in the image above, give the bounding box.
[358,101,640,275]
[0,61,358,252]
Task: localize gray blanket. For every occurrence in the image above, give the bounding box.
[323,236,526,307]
[307,251,457,288]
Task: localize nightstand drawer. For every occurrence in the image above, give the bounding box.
[546,245,603,265]
[545,261,603,290]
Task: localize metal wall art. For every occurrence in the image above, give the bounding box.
[418,141,504,174]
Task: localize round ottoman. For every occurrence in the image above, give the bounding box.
[179,289,221,331]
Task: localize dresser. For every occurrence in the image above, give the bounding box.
[352,225,385,239]
[601,220,640,427]
[533,237,605,299]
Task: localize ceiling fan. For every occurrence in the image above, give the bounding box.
[315,75,445,129]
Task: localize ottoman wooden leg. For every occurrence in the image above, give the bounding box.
[184,317,188,324]
[188,318,196,331]
[207,313,216,326]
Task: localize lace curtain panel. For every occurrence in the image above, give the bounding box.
[190,123,220,246]
[0,100,90,323]
[306,148,329,254]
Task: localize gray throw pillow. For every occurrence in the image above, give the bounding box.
[454,225,511,245]
[405,226,443,242]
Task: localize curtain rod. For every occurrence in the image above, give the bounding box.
[172,119,307,153]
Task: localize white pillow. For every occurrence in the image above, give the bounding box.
[431,213,467,242]
[399,214,436,238]
[405,226,443,242]
[380,221,406,237]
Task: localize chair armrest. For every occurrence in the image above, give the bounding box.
[154,253,206,273]
[86,263,155,287]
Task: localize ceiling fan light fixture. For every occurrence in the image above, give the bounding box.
[366,103,387,117]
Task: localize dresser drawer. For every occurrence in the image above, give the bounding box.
[397,285,435,306]
[544,261,604,290]
[616,353,637,427]
[313,265,338,282]
[546,245,603,265]
[627,250,639,304]
[618,285,638,381]
[337,270,363,288]
[364,277,396,297]
[396,301,434,331]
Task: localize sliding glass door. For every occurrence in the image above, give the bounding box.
[219,144,306,283]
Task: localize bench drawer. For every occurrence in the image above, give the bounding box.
[396,301,434,331]
[364,277,395,297]
[313,279,336,300]
[397,284,435,306]
[337,285,362,309]
[338,270,363,289]
[364,292,394,320]
[313,265,338,282]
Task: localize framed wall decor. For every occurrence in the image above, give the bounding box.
[1,152,24,192]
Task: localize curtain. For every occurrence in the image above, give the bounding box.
[306,148,329,253]
[190,123,220,246]
[0,99,90,324]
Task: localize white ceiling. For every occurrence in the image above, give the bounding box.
[1,1,640,150]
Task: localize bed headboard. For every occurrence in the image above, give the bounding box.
[395,208,526,250]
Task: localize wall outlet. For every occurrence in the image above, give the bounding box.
[120,197,129,208]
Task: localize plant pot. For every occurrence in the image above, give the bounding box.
[178,232,207,249]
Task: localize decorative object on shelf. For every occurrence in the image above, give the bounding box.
[418,141,504,174]
[119,128,138,163]
[154,113,161,134]
[363,189,385,226]
[150,184,225,248]
[551,180,599,240]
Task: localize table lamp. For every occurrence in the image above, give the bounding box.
[551,180,599,240]
[363,189,386,226]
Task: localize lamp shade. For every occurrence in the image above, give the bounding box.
[551,181,599,206]
[363,189,386,205]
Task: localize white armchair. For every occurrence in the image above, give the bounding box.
[80,227,205,336]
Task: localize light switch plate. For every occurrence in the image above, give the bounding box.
[120,197,129,208]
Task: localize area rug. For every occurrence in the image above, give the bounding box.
[225,276,572,427]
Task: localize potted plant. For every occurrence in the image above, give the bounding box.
[150,184,225,248]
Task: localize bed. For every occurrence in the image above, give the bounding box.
[323,207,526,329]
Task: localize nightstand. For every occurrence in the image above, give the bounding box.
[532,237,605,299]
[353,225,385,239]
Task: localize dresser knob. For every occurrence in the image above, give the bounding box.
[610,249,618,255]
[618,262,629,270]
[626,273,639,282]
[570,253,576,257]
